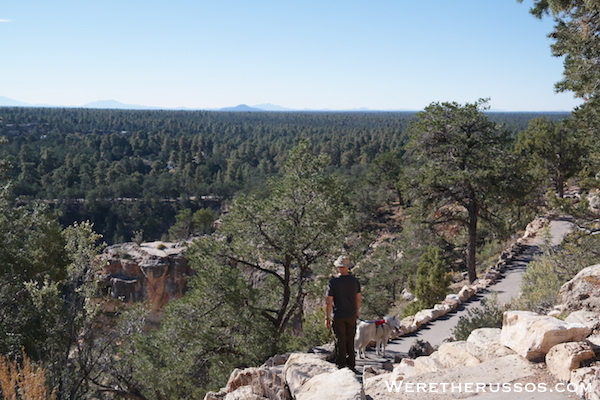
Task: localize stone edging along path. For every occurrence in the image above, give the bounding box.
[362,215,574,359]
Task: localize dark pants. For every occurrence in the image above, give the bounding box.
[332,317,356,369]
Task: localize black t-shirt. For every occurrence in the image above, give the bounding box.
[327,274,361,319]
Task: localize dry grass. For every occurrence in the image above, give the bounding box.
[0,351,56,400]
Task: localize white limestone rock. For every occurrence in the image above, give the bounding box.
[571,366,600,400]
[437,341,481,368]
[283,353,337,399]
[546,341,596,382]
[500,311,592,360]
[565,310,600,331]
[293,367,365,400]
[457,285,477,303]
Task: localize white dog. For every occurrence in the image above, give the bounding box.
[355,316,400,358]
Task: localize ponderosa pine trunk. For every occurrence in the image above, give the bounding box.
[466,194,478,283]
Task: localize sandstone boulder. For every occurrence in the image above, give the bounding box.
[282,353,337,399]
[412,309,440,328]
[565,310,600,331]
[523,215,550,238]
[465,328,516,361]
[412,352,444,374]
[500,311,592,360]
[457,285,477,302]
[293,367,364,400]
[571,366,600,400]
[442,294,461,311]
[466,327,501,348]
[399,316,417,335]
[437,341,481,368]
[204,366,290,400]
[546,341,596,382]
[559,264,600,313]
[433,303,453,317]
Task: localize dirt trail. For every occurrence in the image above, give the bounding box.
[356,216,574,364]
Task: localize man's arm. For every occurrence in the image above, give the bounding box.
[356,292,361,320]
[325,295,333,328]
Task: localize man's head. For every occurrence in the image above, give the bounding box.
[334,255,353,273]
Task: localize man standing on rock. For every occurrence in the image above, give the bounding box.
[326,255,361,372]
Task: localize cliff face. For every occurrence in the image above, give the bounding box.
[99,241,192,313]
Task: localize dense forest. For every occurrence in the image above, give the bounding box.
[0,107,569,244]
[0,103,595,399]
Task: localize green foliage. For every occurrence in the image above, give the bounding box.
[215,140,354,341]
[26,221,105,400]
[406,99,525,282]
[359,241,411,318]
[125,140,356,397]
[452,293,504,341]
[515,117,587,198]
[521,0,600,101]
[0,192,69,360]
[168,207,215,240]
[0,107,568,244]
[277,307,334,353]
[403,246,450,317]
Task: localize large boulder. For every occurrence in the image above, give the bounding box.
[559,264,600,313]
[466,328,501,348]
[565,310,600,331]
[545,341,596,382]
[412,352,445,375]
[282,353,336,399]
[399,316,418,335]
[500,311,592,360]
[437,341,481,368]
[204,366,290,400]
[466,328,515,361]
[292,368,365,400]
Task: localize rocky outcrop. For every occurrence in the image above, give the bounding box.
[99,241,192,313]
[500,310,591,360]
[559,264,600,313]
[205,365,291,400]
[204,353,365,400]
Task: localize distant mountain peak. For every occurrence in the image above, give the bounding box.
[0,96,35,107]
[252,103,292,111]
[81,100,160,110]
[218,104,263,112]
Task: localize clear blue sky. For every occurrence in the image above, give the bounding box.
[0,0,583,111]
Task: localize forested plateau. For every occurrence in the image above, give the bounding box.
[3,102,599,400]
[0,107,568,244]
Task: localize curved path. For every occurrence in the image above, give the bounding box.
[357,216,574,365]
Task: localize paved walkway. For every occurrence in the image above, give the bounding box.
[356,216,574,367]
